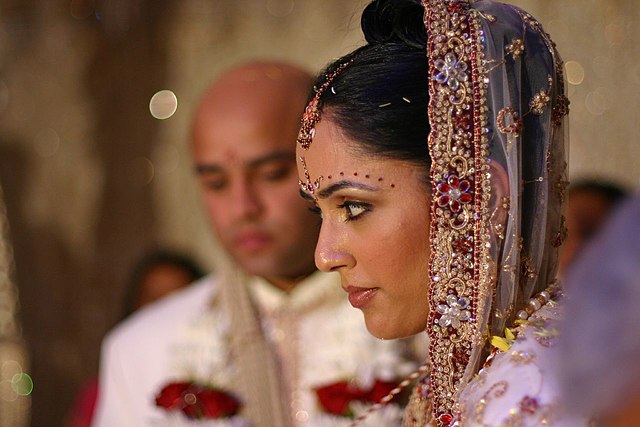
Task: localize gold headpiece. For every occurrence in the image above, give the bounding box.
[297,58,356,150]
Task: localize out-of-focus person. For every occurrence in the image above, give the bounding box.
[559,179,628,274]
[65,249,204,427]
[121,249,205,317]
[557,192,640,426]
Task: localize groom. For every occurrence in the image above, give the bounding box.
[93,61,420,427]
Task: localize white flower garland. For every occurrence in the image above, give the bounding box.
[159,289,420,426]
[153,413,252,427]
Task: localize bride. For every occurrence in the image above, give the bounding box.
[296,0,588,425]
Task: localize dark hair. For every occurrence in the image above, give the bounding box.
[122,249,205,318]
[569,179,628,206]
[313,0,430,172]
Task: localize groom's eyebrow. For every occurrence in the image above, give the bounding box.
[247,151,295,168]
[317,180,378,199]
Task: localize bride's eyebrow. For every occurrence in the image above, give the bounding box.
[317,180,378,199]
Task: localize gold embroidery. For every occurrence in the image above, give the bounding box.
[474,381,509,423]
[555,174,570,204]
[533,323,559,348]
[529,77,553,115]
[497,107,523,135]
[401,372,435,427]
[505,38,525,59]
[552,94,570,127]
[552,215,568,248]
[425,1,492,424]
[520,255,538,280]
[509,351,535,365]
[501,401,561,427]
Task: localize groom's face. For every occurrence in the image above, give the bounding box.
[191,75,320,286]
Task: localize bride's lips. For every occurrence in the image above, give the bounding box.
[344,286,379,309]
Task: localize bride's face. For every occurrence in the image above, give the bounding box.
[297,119,431,339]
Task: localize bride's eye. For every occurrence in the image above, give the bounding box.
[338,201,371,222]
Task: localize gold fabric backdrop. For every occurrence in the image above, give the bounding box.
[0,0,637,425]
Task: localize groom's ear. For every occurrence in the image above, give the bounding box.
[488,160,510,227]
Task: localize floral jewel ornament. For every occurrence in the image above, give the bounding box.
[436,294,471,329]
[423,0,568,425]
[434,52,468,90]
[155,381,242,420]
[435,175,472,214]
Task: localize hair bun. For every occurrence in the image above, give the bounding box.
[361,0,427,49]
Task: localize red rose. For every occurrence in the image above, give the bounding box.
[367,380,398,403]
[315,379,401,417]
[183,388,241,418]
[155,382,242,419]
[155,382,191,410]
[315,381,364,416]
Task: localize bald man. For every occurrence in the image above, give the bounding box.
[93,62,421,427]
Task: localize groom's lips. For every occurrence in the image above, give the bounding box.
[234,231,273,252]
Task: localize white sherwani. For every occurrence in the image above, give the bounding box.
[94,272,419,427]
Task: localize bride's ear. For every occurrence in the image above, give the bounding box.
[488,160,510,229]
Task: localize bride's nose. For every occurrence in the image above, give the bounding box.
[314,222,355,272]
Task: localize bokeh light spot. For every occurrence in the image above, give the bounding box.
[585,88,611,116]
[1,361,22,381]
[136,157,155,185]
[295,410,309,422]
[11,373,33,396]
[565,61,585,86]
[153,144,181,175]
[604,21,626,45]
[267,0,295,17]
[0,380,17,402]
[149,90,178,120]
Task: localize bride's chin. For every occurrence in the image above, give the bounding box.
[365,317,403,340]
[364,316,424,341]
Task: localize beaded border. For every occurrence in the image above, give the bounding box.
[423,1,491,425]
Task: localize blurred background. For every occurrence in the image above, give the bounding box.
[0,0,638,425]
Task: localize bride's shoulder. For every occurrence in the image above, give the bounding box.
[456,301,589,427]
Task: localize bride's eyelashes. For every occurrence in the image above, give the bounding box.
[308,200,372,222]
[337,201,371,222]
[308,204,322,219]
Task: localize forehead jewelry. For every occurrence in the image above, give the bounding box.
[297,58,356,150]
[298,156,323,199]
